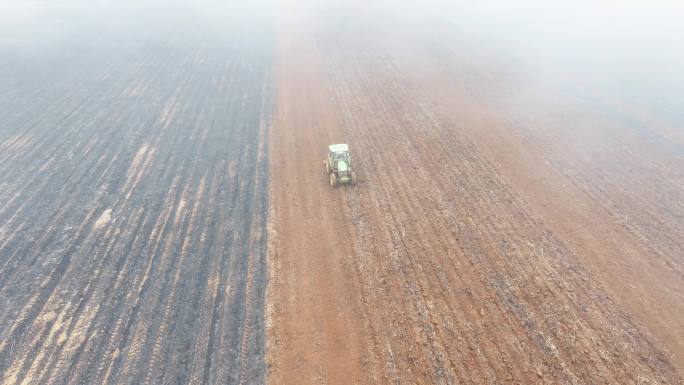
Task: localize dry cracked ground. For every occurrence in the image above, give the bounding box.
[1,0,683,384]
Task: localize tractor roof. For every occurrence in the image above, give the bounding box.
[329,143,349,153]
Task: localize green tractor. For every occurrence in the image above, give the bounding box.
[324,143,357,187]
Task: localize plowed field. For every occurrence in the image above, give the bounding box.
[1,0,683,384]
[0,3,272,384]
[266,1,684,384]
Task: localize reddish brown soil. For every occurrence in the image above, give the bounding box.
[267,2,684,384]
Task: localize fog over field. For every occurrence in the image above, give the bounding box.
[450,0,684,125]
[1,0,682,384]
[2,0,682,119]
[374,0,684,129]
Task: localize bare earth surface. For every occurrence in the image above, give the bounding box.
[1,1,683,384]
[266,1,684,384]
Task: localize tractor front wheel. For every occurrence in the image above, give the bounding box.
[330,173,337,187]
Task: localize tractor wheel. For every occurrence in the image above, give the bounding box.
[351,171,357,185]
[325,160,331,175]
[330,173,337,187]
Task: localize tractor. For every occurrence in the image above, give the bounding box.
[324,143,357,187]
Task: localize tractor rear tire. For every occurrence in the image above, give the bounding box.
[351,171,357,185]
[330,173,337,187]
[325,160,331,175]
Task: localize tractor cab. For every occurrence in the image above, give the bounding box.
[329,144,351,165]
